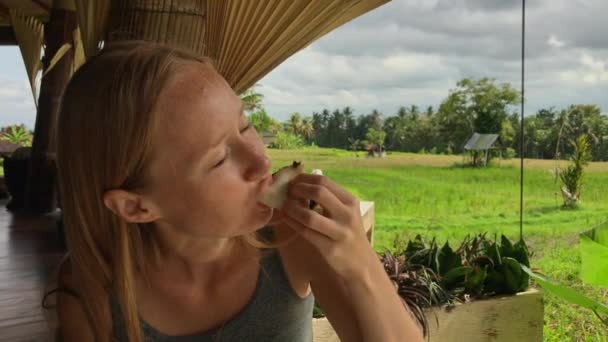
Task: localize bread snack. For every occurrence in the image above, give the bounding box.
[259,161,304,209]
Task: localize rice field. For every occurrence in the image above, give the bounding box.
[268,147,608,341]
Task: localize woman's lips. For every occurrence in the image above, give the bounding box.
[256,175,274,206]
[258,175,274,197]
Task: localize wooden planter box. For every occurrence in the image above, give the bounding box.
[313,289,543,342]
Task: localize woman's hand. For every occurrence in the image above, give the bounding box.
[278,173,376,280]
[277,173,425,342]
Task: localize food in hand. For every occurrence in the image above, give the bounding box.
[259,161,304,209]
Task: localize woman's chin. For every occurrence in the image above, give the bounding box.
[232,202,273,235]
[255,201,274,221]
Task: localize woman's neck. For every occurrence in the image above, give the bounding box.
[148,227,257,287]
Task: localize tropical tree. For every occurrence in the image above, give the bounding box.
[287,112,302,135]
[437,78,520,154]
[240,84,264,113]
[347,137,365,157]
[312,109,331,147]
[365,127,386,154]
[300,117,314,142]
[247,109,280,134]
[554,109,571,160]
[564,105,607,161]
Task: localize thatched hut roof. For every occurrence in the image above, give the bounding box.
[1,0,390,93]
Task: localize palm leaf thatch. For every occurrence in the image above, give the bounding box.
[75,0,389,93]
[8,9,43,107]
[73,0,111,58]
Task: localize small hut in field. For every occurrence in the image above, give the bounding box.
[463,133,499,167]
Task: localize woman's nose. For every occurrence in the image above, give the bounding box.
[243,141,271,181]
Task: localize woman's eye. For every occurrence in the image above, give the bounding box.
[214,148,231,168]
[214,157,226,168]
[240,123,252,133]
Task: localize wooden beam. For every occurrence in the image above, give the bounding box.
[0,3,9,20]
[0,26,16,45]
[31,0,51,14]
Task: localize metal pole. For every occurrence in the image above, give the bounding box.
[519,0,526,241]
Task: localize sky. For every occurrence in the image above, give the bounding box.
[1,0,607,129]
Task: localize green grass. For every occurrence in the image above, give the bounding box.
[268,147,608,341]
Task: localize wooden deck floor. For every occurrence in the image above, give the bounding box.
[0,199,64,341]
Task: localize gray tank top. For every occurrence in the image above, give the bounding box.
[111,249,315,341]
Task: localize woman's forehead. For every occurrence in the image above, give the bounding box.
[155,62,241,152]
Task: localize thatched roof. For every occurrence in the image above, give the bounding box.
[0,140,21,155]
[0,1,52,26]
[1,0,390,93]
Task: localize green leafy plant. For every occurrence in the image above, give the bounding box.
[313,234,532,336]
[403,234,530,299]
[579,223,608,287]
[381,250,452,336]
[522,222,608,327]
[248,109,280,134]
[559,134,591,207]
[1,125,32,147]
[522,266,608,326]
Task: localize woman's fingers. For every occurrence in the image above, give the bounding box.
[282,215,332,251]
[290,174,358,207]
[288,182,350,220]
[282,199,346,240]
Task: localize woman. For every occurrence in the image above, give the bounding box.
[51,41,423,342]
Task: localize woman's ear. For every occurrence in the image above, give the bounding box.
[103,189,161,223]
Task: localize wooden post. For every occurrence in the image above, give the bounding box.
[23,8,76,214]
[359,201,375,245]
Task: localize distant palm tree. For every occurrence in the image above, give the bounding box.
[300,117,314,141]
[287,112,302,135]
[240,84,264,113]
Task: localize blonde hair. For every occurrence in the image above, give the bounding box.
[48,41,273,342]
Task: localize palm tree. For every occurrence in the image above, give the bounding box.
[240,84,264,113]
[287,112,302,135]
[300,117,314,142]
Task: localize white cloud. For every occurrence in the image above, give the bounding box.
[258,0,608,119]
[559,53,608,85]
[0,77,37,129]
[2,0,608,127]
[548,35,565,48]
[581,54,608,81]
